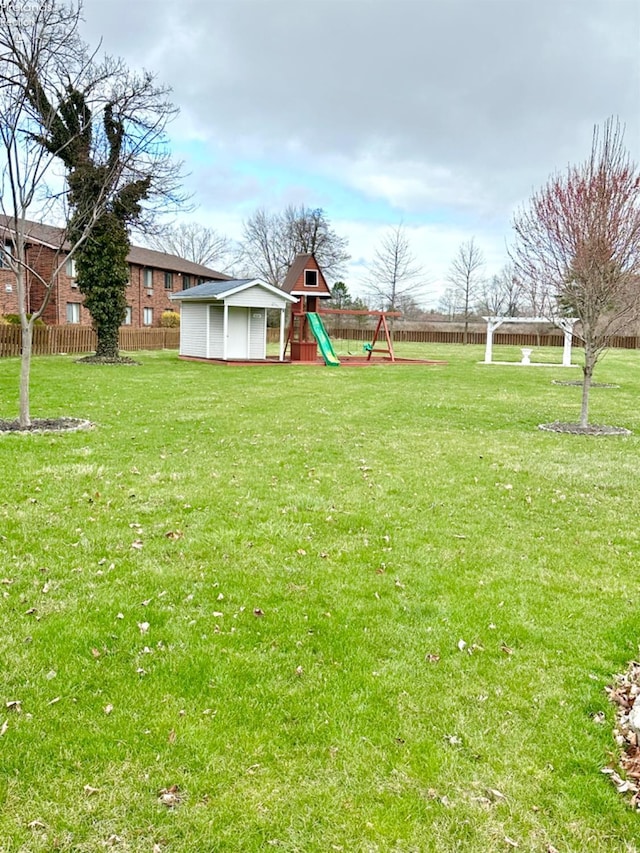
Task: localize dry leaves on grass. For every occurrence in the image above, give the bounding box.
[158,785,181,807]
[605,658,640,809]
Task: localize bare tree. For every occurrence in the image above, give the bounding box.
[29,59,186,360]
[447,238,485,343]
[512,118,640,427]
[239,205,350,287]
[148,221,235,271]
[364,224,429,314]
[476,264,523,317]
[437,286,457,319]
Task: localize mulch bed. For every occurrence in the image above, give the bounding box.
[552,380,620,388]
[75,355,140,365]
[0,417,93,434]
[604,660,640,810]
[538,422,631,436]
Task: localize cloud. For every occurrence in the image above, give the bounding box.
[79,0,640,302]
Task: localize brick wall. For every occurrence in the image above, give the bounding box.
[125,264,183,327]
[1,249,189,327]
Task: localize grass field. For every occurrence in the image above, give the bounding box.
[0,343,639,852]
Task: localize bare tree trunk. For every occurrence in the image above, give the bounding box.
[19,321,32,428]
[463,317,469,345]
[580,346,595,427]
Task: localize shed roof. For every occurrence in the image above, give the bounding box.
[170,278,297,303]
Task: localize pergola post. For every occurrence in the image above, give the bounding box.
[484,317,505,363]
[560,320,575,367]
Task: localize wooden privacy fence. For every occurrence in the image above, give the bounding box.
[3,324,640,357]
[267,326,640,349]
[0,326,180,357]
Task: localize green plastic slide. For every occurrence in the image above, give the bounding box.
[306,312,340,367]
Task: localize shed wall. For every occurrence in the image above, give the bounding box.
[180,302,207,357]
[249,308,266,359]
[209,305,224,358]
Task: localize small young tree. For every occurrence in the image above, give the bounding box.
[512,118,640,427]
[447,238,485,343]
[0,0,101,426]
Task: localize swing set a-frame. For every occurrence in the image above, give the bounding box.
[317,307,401,362]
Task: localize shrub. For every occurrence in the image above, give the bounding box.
[160,310,180,328]
[3,313,45,326]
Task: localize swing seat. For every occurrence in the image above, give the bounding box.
[363,343,373,352]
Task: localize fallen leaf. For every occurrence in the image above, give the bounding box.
[0,720,8,737]
[168,729,177,744]
[486,788,506,802]
[425,653,440,664]
[6,700,21,712]
[138,622,150,634]
[457,639,467,652]
[28,819,46,830]
[253,608,264,617]
[91,648,101,659]
[165,530,183,540]
[84,785,100,796]
[158,785,181,807]
[295,666,304,677]
[104,704,114,715]
[501,644,514,655]
[504,837,519,848]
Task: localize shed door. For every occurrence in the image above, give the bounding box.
[249,309,266,359]
[227,307,249,359]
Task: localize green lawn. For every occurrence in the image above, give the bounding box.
[0,344,638,852]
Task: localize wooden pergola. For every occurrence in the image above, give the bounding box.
[483,316,578,367]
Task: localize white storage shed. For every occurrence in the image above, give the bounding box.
[170,279,297,362]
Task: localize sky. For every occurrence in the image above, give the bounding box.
[80,0,640,305]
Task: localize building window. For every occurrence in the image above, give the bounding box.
[123,306,132,326]
[0,242,12,268]
[182,274,191,291]
[66,257,77,278]
[143,307,153,326]
[164,272,173,290]
[304,269,318,287]
[66,302,81,324]
[144,269,153,288]
[127,265,133,287]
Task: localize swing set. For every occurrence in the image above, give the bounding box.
[317,307,401,362]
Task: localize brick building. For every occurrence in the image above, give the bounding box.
[0,218,230,327]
